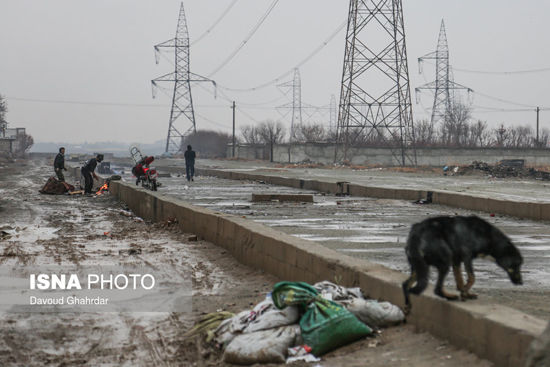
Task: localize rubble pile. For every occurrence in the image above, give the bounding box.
[455,161,550,181]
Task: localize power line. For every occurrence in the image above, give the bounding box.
[6,97,166,108]
[190,0,238,46]
[207,0,279,78]
[421,60,550,75]
[217,19,347,92]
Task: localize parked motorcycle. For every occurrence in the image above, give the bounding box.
[130,147,161,191]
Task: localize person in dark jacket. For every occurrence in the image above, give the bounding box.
[184,145,196,182]
[54,147,67,181]
[81,154,103,194]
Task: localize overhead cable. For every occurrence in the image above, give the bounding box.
[190,0,238,46]
[207,0,279,78]
[216,19,347,92]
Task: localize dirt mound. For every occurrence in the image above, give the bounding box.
[455,161,550,180]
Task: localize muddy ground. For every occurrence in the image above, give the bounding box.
[0,157,497,366]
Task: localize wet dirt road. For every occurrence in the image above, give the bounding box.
[0,157,497,366]
[129,159,550,321]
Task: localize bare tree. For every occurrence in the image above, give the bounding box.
[467,119,491,147]
[0,94,7,137]
[240,124,262,145]
[441,102,472,146]
[536,128,550,148]
[299,122,327,142]
[493,124,510,147]
[412,118,437,147]
[257,120,287,162]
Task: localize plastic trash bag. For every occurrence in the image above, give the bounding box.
[223,325,298,365]
[272,282,372,357]
[344,298,405,328]
[300,296,372,356]
[245,299,300,334]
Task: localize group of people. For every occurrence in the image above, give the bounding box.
[53,144,197,194]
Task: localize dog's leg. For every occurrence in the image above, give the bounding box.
[434,264,459,301]
[461,261,478,300]
[402,271,417,315]
[453,264,466,296]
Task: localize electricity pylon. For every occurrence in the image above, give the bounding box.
[335,0,416,166]
[416,20,473,126]
[329,94,337,135]
[152,2,214,154]
[276,69,303,142]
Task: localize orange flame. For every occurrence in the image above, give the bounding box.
[96,182,109,195]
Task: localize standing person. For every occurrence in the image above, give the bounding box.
[184,145,196,182]
[54,147,67,181]
[81,154,103,194]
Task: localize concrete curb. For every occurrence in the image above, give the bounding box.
[109,179,545,367]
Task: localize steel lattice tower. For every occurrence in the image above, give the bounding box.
[276,69,303,141]
[416,20,472,126]
[335,0,415,166]
[152,2,213,154]
[329,94,337,135]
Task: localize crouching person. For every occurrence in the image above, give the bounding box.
[81,154,103,194]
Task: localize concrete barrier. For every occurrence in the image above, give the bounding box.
[110,179,545,367]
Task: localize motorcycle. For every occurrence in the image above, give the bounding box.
[130,147,161,191]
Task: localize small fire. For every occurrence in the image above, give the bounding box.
[96,182,109,195]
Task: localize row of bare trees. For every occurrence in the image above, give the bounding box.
[414,102,549,148]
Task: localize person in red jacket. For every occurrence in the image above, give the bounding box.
[132,156,155,185]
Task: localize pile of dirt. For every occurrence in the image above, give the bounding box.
[455,161,550,180]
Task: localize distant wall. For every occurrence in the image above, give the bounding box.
[230,143,550,167]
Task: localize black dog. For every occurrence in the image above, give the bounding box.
[402,215,523,313]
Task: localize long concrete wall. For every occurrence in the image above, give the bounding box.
[232,143,550,167]
[110,179,545,367]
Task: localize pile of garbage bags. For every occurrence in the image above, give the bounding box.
[188,280,405,365]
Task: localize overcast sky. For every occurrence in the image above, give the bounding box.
[2,0,550,146]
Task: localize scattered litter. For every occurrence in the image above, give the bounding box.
[119,210,134,217]
[0,224,19,239]
[188,235,198,242]
[103,231,110,236]
[119,248,142,256]
[183,312,234,341]
[133,217,144,223]
[288,345,312,357]
[286,354,321,364]
[368,340,381,348]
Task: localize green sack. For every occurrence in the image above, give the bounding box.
[300,296,372,357]
[272,281,372,357]
[271,281,319,310]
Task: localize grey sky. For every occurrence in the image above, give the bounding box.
[1,0,550,145]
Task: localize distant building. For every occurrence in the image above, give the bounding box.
[0,125,26,156]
